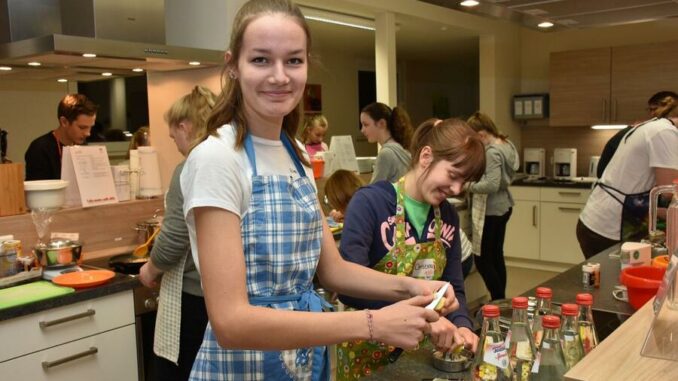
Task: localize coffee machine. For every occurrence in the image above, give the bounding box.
[523,148,545,179]
[553,148,577,179]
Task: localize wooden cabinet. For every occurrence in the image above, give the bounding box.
[0,291,137,381]
[506,186,590,265]
[550,41,678,126]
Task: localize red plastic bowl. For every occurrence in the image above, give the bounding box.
[620,266,666,310]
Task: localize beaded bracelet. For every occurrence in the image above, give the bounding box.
[365,309,374,341]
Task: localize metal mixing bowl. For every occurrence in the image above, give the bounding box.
[431,348,474,373]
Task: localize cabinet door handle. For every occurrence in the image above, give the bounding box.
[39,309,96,329]
[532,205,537,227]
[42,347,98,370]
[558,207,582,212]
[558,191,581,197]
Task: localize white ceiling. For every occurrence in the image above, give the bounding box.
[419,0,678,30]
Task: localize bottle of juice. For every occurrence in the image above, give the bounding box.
[532,315,568,380]
[560,303,585,369]
[506,297,537,380]
[576,293,599,354]
[531,287,552,348]
[472,304,512,381]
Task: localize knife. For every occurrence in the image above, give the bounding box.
[388,283,451,363]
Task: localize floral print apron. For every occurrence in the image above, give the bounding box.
[190,133,329,381]
[336,178,446,380]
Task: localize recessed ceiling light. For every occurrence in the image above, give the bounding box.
[102,72,113,77]
[57,78,68,83]
[27,61,41,66]
[82,53,97,58]
[188,61,201,66]
[460,0,480,7]
[0,66,11,71]
[538,21,554,28]
[132,68,144,72]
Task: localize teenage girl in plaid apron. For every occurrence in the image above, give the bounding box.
[181,1,461,380]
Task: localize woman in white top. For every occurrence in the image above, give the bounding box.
[577,95,678,259]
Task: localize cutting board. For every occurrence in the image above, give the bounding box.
[0,163,26,216]
[0,281,75,310]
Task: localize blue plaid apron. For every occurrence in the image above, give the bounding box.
[190,133,329,381]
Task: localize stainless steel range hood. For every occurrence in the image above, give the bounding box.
[0,0,224,82]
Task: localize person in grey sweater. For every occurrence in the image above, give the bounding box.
[359,102,414,183]
[138,85,216,381]
[466,112,519,301]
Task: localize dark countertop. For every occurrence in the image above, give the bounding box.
[0,266,138,322]
[368,343,471,381]
[512,177,595,189]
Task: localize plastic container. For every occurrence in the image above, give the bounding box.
[651,255,670,269]
[620,265,666,310]
[311,157,324,179]
[23,180,69,210]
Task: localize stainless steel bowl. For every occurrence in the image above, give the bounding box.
[431,348,474,373]
[33,239,82,268]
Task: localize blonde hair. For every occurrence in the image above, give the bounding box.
[467,111,508,140]
[165,85,217,150]
[201,0,312,166]
[324,170,363,214]
[410,118,486,182]
[300,114,328,144]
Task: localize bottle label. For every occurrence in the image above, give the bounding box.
[483,337,509,369]
[516,341,533,360]
[531,351,541,373]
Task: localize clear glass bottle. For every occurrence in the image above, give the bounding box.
[576,293,599,355]
[472,304,512,381]
[507,297,537,381]
[560,303,585,369]
[532,315,568,380]
[531,287,552,348]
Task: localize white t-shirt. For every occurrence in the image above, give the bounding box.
[580,118,678,240]
[181,124,315,272]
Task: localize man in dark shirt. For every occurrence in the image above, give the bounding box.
[24,94,98,180]
[597,90,678,178]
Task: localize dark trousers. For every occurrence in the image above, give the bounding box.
[576,219,619,259]
[461,255,473,279]
[475,208,512,301]
[153,292,208,381]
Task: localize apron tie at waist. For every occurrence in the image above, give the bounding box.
[249,289,333,381]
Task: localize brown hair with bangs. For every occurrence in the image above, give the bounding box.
[324,169,364,214]
[410,118,485,182]
[198,0,312,165]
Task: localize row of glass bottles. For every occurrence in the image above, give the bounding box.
[472,290,600,381]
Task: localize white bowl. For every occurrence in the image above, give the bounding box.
[24,180,69,210]
[356,157,376,173]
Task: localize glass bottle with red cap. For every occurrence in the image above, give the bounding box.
[576,293,598,354]
[531,287,552,348]
[532,315,568,380]
[506,297,537,381]
[472,304,512,381]
[560,303,585,369]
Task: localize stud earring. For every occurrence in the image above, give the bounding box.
[228,71,236,79]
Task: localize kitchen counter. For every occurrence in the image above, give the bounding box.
[0,269,138,322]
[369,343,471,380]
[512,177,595,189]
[521,244,633,340]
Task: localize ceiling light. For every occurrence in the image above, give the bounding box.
[82,53,97,58]
[102,72,113,77]
[301,6,375,31]
[188,61,201,66]
[304,15,375,31]
[132,68,144,72]
[460,0,480,7]
[538,21,554,28]
[0,66,11,71]
[591,125,627,130]
[57,78,68,83]
[27,61,41,66]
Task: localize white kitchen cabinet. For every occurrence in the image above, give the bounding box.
[505,186,590,265]
[506,187,540,260]
[0,291,137,381]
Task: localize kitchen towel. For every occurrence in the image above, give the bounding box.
[153,253,187,364]
[137,146,163,198]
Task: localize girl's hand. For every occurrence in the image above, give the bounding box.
[138,261,162,288]
[329,209,344,222]
[430,320,479,354]
[372,294,439,349]
[406,279,460,316]
[455,326,479,352]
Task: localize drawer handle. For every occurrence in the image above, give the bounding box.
[558,207,582,212]
[42,347,98,370]
[532,205,537,227]
[558,192,581,197]
[39,309,96,329]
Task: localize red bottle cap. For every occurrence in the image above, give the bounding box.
[512,296,528,309]
[536,287,553,298]
[561,303,579,316]
[576,293,593,305]
[482,304,500,317]
[542,315,561,329]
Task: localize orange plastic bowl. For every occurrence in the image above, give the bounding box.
[620,266,666,310]
[651,255,670,269]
